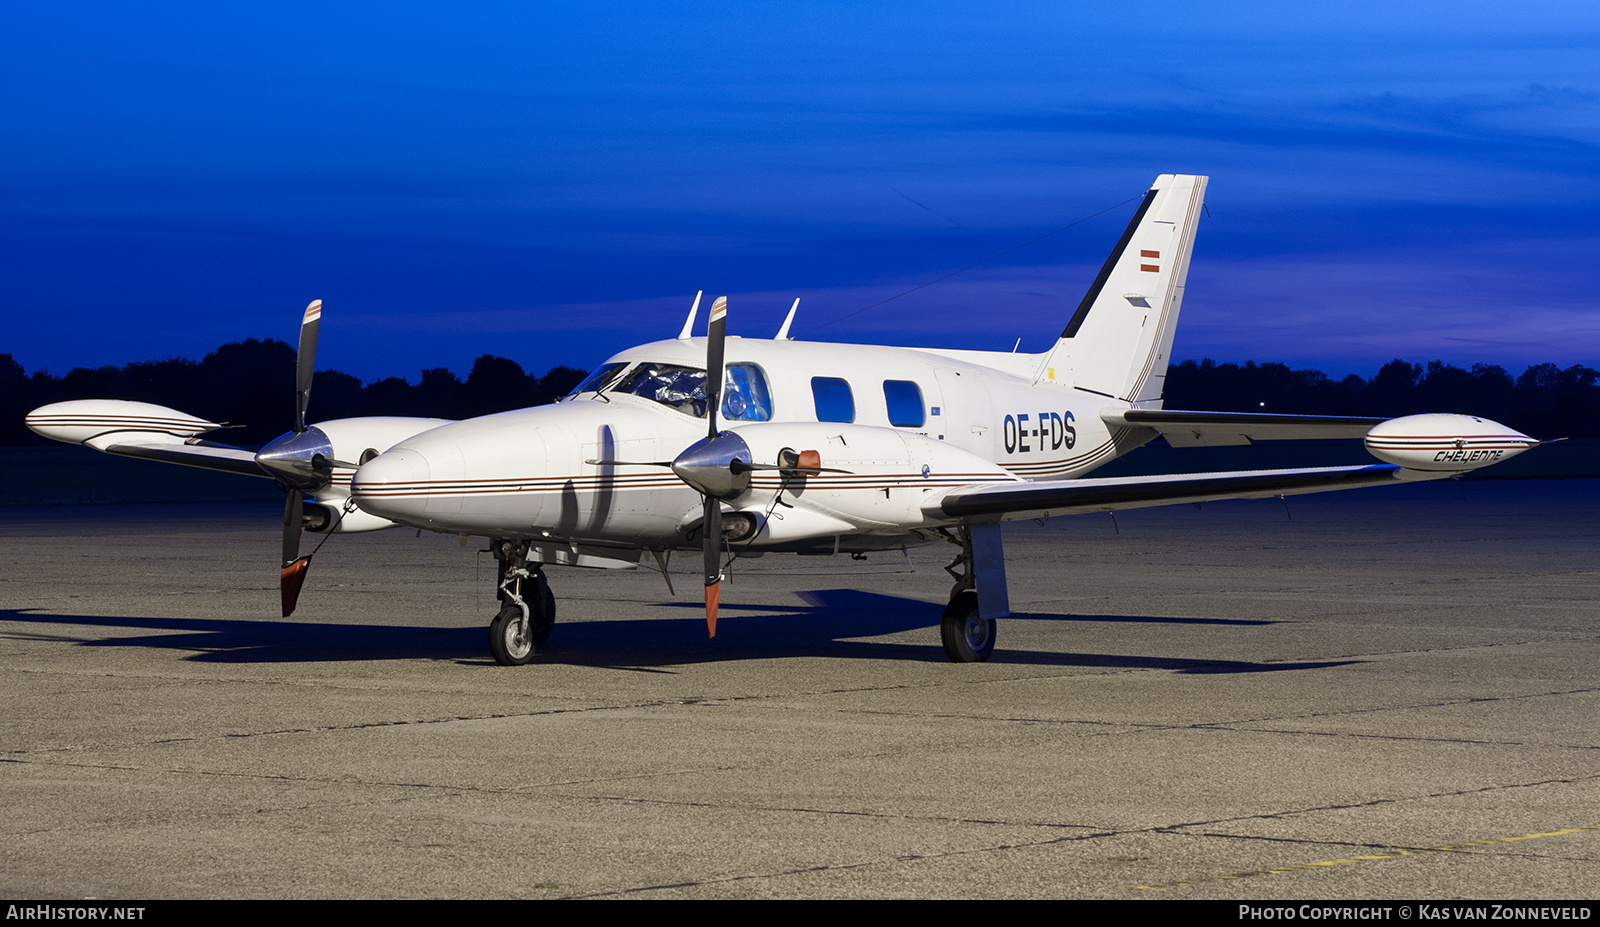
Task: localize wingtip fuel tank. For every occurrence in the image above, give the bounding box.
[1364,414,1537,472]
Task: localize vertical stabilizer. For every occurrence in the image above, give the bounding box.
[1037,174,1207,406]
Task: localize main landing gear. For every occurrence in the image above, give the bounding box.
[940,524,1010,663]
[489,539,555,666]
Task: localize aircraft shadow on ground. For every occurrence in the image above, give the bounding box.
[0,591,1359,674]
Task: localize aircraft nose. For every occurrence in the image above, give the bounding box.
[351,447,432,522]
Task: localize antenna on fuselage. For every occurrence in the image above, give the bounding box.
[676,290,704,341]
[775,298,800,341]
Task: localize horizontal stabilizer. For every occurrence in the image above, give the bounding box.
[1101,409,1384,447]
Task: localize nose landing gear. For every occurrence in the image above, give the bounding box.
[489,540,556,666]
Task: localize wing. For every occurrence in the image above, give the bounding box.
[1100,408,1383,447]
[932,464,1435,522]
[27,399,450,483]
[26,400,271,477]
[98,437,269,477]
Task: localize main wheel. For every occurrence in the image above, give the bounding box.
[940,590,995,663]
[489,603,536,666]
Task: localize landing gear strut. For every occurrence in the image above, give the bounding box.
[940,524,1009,663]
[489,539,555,666]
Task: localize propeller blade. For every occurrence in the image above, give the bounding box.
[282,492,303,567]
[279,300,325,618]
[703,497,721,638]
[281,492,309,617]
[705,295,727,437]
[281,557,310,618]
[295,299,321,434]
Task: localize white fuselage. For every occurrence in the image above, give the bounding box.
[345,337,1152,554]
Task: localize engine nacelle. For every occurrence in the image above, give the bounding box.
[309,417,451,467]
[1364,413,1536,472]
[303,502,400,534]
[726,422,1018,540]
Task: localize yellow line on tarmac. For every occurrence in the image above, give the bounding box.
[1134,824,1600,891]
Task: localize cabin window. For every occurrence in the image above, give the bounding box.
[723,363,773,422]
[883,380,925,427]
[811,377,855,423]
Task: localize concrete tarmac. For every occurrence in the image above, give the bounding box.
[2,480,1598,899]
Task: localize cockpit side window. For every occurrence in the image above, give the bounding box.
[616,362,709,416]
[722,363,773,422]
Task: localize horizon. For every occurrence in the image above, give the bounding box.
[7,336,1587,388]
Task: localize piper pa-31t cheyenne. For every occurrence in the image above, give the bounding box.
[27,174,1541,665]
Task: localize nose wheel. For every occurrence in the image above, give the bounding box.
[490,586,554,665]
[489,540,556,666]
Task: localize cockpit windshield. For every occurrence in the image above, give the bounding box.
[563,362,629,399]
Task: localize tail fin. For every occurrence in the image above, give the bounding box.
[1037,174,1207,406]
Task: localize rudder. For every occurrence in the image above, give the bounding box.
[1037,174,1208,407]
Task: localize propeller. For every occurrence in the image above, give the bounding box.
[671,299,840,637]
[701,296,729,637]
[586,295,838,637]
[253,300,335,617]
[625,295,744,636]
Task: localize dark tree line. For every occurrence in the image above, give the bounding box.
[2,339,586,447]
[1164,359,1600,439]
[6,342,1598,447]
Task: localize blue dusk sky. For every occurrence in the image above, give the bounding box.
[3,2,1597,383]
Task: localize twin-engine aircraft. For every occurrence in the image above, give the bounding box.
[27,174,1541,665]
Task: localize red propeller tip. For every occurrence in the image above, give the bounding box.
[281,557,310,617]
[705,580,720,638]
